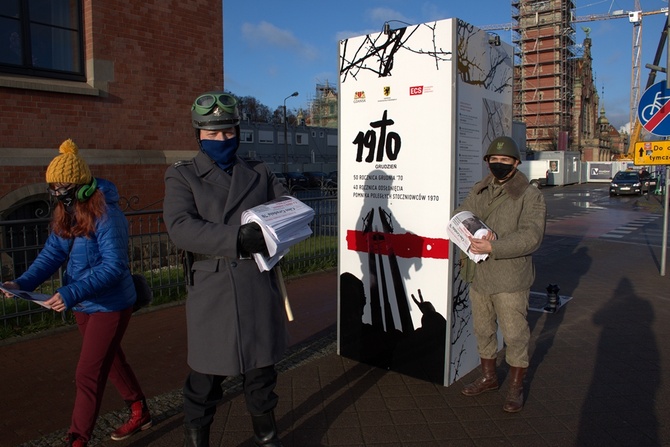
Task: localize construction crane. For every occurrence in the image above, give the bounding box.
[480,5,669,158]
[478,7,668,30]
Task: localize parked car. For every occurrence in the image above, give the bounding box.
[610,170,642,196]
[284,172,309,189]
[303,171,329,188]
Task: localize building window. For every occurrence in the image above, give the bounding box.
[0,0,84,81]
[240,130,254,143]
[258,130,274,144]
[296,132,308,145]
[327,134,337,146]
[278,131,291,145]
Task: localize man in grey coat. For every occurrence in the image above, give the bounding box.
[163,91,289,447]
[454,136,546,413]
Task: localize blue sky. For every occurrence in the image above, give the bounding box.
[223,0,670,130]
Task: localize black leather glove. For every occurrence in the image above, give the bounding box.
[238,222,267,254]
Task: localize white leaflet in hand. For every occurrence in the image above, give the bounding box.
[0,284,52,309]
[447,211,495,263]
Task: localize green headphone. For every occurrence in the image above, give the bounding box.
[76,177,98,202]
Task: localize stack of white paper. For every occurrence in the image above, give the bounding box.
[241,196,315,271]
[447,210,495,263]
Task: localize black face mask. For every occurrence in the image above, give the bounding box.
[56,191,77,213]
[488,162,515,181]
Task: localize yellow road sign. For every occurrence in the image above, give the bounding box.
[634,141,670,165]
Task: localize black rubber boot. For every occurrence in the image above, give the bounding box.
[251,411,283,447]
[183,425,210,447]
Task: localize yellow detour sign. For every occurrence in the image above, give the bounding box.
[634,141,670,165]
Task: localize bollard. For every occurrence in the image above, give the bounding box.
[544,283,560,313]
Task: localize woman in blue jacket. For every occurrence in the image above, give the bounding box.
[2,139,151,446]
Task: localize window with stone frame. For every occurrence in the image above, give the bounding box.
[0,0,84,81]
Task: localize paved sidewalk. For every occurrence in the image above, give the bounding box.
[3,271,337,447]
[4,212,670,446]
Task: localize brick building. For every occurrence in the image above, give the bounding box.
[511,0,622,161]
[513,0,576,152]
[0,0,223,220]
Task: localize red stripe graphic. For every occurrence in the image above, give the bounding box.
[643,100,670,132]
[346,230,450,259]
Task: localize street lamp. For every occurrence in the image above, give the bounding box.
[283,91,299,174]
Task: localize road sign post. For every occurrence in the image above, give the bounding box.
[636,80,670,275]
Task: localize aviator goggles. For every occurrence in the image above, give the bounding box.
[192,93,237,116]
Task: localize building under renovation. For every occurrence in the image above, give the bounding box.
[510,0,626,160]
[512,0,577,152]
[307,82,338,128]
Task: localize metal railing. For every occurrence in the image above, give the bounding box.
[0,192,337,335]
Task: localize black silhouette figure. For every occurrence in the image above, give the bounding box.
[340,206,446,382]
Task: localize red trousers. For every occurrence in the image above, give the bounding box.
[69,307,144,441]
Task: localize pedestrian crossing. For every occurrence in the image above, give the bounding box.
[600,215,662,242]
[545,207,664,243]
[545,207,603,224]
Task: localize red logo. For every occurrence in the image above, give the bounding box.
[409,86,423,96]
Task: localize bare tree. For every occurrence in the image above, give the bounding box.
[222,92,302,125]
[233,94,272,123]
[271,106,298,126]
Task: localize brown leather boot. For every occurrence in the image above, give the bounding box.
[461,358,499,396]
[503,366,526,412]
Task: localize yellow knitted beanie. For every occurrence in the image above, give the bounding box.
[45,139,92,185]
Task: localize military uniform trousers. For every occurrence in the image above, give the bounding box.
[469,287,530,367]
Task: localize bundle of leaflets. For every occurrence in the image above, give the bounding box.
[0,284,52,309]
[447,210,495,263]
[241,195,315,271]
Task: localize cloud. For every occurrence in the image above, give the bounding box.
[368,7,415,26]
[420,3,449,22]
[335,28,379,41]
[240,21,319,60]
[334,7,416,41]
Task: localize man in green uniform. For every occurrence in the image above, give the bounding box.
[454,136,546,412]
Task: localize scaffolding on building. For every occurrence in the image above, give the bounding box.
[511,0,576,151]
[308,81,338,128]
[484,2,669,154]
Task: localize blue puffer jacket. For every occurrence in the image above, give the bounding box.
[16,178,136,313]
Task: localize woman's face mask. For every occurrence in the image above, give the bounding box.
[57,190,76,208]
[49,184,77,213]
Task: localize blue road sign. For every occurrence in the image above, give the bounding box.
[638,81,670,137]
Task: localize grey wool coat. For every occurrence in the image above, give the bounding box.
[163,152,289,376]
[454,170,546,295]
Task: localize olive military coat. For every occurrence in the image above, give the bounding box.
[454,170,546,295]
[163,152,289,376]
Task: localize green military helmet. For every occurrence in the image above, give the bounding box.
[484,136,522,162]
[191,91,240,130]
